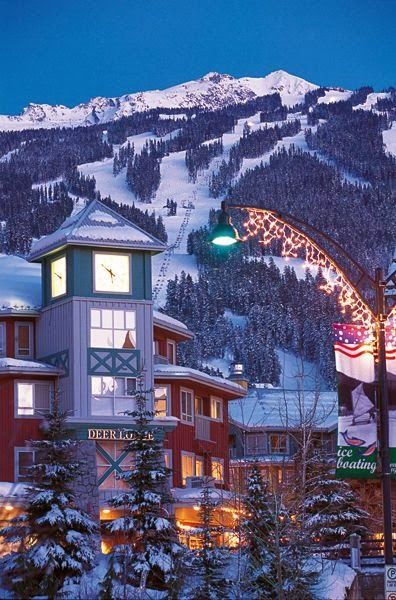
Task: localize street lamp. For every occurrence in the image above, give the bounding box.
[211,200,396,565]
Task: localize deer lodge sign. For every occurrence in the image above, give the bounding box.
[87,428,154,441]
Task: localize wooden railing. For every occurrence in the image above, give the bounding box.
[195,416,212,441]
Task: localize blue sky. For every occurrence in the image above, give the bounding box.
[1,0,395,114]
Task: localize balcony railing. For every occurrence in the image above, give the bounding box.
[195,415,212,442]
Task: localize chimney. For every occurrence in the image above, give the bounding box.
[228,361,249,389]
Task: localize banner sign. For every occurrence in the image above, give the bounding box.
[333,324,377,478]
[386,323,396,476]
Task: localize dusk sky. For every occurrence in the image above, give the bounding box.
[1,0,395,114]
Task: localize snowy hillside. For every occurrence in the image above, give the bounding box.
[0,70,317,130]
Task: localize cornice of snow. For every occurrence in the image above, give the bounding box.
[0,70,319,130]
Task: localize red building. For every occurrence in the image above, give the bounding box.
[0,201,245,550]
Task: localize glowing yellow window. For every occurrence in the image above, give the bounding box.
[51,256,66,298]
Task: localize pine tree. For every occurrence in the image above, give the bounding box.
[101,380,183,596]
[193,482,230,600]
[304,454,369,550]
[241,463,277,598]
[0,400,98,599]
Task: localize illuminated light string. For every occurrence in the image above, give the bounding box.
[239,208,376,328]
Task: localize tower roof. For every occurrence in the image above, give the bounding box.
[29,200,167,261]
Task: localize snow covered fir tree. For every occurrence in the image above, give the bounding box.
[102,381,184,596]
[191,482,231,600]
[304,454,369,551]
[0,398,98,599]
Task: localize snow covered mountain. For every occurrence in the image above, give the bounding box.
[0,70,318,130]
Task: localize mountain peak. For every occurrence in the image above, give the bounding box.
[200,72,234,83]
[0,69,319,130]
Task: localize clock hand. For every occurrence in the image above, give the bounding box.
[55,272,62,280]
[101,264,116,282]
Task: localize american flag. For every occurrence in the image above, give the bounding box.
[333,323,375,383]
[333,322,396,381]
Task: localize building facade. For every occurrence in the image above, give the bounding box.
[0,200,245,550]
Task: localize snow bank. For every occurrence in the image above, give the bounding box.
[312,559,356,600]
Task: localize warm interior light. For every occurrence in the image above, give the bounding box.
[193,505,200,511]
[4,505,13,511]
[102,508,111,515]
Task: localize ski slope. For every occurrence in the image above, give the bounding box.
[78,109,370,308]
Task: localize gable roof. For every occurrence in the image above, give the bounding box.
[29,200,167,261]
[229,388,337,431]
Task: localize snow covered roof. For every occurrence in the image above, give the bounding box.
[0,254,41,313]
[154,363,246,398]
[229,387,337,431]
[0,482,28,503]
[172,486,234,504]
[153,310,194,339]
[29,199,167,261]
[0,357,61,375]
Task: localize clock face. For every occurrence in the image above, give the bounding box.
[94,253,131,293]
[51,256,67,298]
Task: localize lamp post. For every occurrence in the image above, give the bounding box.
[211,200,396,565]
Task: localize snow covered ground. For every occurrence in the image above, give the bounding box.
[77,110,369,309]
[383,121,396,156]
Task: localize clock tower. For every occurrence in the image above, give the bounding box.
[28,200,167,431]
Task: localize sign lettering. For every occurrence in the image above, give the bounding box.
[87,428,154,441]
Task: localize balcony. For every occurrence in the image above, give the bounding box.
[195,415,212,442]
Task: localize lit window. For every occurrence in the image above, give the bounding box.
[164,449,173,486]
[16,382,53,416]
[181,389,194,424]
[51,256,67,298]
[210,397,223,421]
[211,458,224,482]
[181,452,195,485]
[269,434,288,454]
[15,449,35,481]
[0,322,6,357]
[90,309,136,349]
[195,456,204,477]
[91,377,136,416]
[154,385,170,417]
[15,322,33,358]
[96,442,134,490]
[167,340,176,364]
[195,396,204,416]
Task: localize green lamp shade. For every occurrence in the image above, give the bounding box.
[210,222,238,246]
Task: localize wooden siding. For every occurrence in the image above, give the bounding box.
[39,298,154,418]
[157,380,230,488]
[41,247,152,307]
[0,317,37,359]
[37,300,74,412]
[0,375,56,481]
